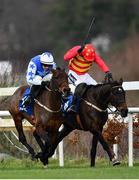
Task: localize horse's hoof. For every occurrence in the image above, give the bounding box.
[90,162,95,167]
[39,155,48,165]
[112,158,121,166]
[43,165,48,169]
[31,154,37,161]
[35,152,43,159]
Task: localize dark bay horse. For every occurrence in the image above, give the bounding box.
[42,79,128,166]
[8,68,70,159]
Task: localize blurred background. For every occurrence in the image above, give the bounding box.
[0,0,139,104]
[0,1,139,75]
[0,0,139,161]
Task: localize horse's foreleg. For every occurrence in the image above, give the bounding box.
[33,129,45,151]
[40,124,72,166]
[90,135,98,167]
[13,117,35,159]
[36,124,72,166]
[92,130,120,166]
[36,132,50,166]
[48,125,72,158]
[34,126,50,165]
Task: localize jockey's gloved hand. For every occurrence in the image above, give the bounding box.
[41,80,49,87]
[77,45,85,53]
[105,71,113,82]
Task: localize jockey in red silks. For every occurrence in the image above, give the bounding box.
[64,44,113,112]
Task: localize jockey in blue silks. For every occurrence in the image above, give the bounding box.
[22,52,56,107]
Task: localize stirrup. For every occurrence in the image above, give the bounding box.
[67,105,76,113]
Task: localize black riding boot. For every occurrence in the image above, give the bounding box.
[23,85,41,107]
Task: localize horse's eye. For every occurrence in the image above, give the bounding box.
[118,88,122,92]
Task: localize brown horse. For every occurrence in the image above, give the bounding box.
[8,68,70,159]
[41,79,128,166]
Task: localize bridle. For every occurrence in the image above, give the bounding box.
[34,72,69,113]
[82,84,125,114]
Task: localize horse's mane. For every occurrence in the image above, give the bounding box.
[91,80,122,90]
[74,80,121,99]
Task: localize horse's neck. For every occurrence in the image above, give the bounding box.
[41,90,61,107]
[87,86,109,109]
[96,85,111,109]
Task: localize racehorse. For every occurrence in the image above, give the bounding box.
[8,68,70,159]
[41,78,128,166]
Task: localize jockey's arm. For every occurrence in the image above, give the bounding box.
[94,53,109,73]
[64,46,81,61]
[26,61,42,85]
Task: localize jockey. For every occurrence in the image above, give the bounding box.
[64,43,113,112]
[22,52,56,107]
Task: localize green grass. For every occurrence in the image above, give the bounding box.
[0,157,139,179]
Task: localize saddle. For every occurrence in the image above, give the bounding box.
[19,82,50,116]
[74,83,91,99]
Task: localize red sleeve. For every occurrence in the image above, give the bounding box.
[94,52,109,72]
[64,45,81,61]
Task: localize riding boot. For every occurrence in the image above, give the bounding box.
[23,85,41,107]
[67,96,77,113]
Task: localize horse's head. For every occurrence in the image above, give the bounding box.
[109,78,128,117]
[50,68,70,96]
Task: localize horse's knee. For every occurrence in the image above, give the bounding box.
[19,135,26,143]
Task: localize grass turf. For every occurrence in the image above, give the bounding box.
[0,158,139,179]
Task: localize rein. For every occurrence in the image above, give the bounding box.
[45,85,52,92]
[45,84,65,95]
[45,85,59,92]
[34,99,62,113]
[82,85,123,113]
[83,99,107,112]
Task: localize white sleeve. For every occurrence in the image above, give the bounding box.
[52,62,57,70]
[26,61,42,85]
[42,73,53,81]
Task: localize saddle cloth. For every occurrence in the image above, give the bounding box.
[19,87,34,116]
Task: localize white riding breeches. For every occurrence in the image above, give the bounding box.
[68,70,97,93]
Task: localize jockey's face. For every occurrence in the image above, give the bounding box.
[42,64,52,70]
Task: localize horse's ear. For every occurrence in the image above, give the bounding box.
[56,67,61,70]
[119,78,123,85]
